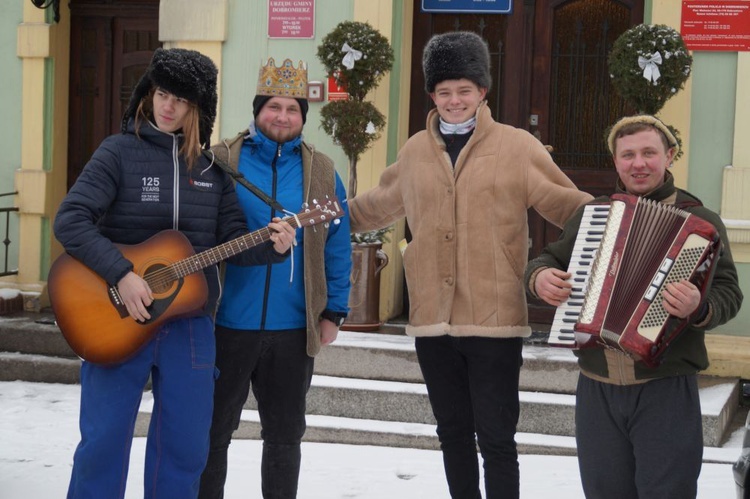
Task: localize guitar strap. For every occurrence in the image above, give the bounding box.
[202,149,287,213]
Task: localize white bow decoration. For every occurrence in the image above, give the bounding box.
[341,42,363,70]
[638,52,663,83]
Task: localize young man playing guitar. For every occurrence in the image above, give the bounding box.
[53,48,295,498]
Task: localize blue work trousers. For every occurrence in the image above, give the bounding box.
[67,315,216,499]
[415,335,523,499]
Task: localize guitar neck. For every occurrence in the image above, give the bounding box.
[141,198,341,289]
[171,217,304,279]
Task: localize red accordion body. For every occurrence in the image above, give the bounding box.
[549,193,721,367]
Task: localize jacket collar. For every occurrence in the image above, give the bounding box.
[426,100,492,145]
[125,117,184,149]
[243,121,303,161]
[615,170,677,203]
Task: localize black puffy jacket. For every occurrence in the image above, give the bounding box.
[54,119,285,315]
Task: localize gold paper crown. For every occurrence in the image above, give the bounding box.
[256,57,308,99]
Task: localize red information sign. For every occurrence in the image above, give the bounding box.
[327,75,348,101]
[681,0,750,51]
[268,0,315,39]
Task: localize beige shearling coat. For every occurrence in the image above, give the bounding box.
[349,103,592,338]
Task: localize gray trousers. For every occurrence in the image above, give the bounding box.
[575,373,703,499]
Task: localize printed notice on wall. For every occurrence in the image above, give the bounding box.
[268,0,315,39]
[681,0,750,51]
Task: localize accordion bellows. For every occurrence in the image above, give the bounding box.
[549,193,721,367]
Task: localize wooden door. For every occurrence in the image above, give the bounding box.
[409,0,642,324]
[68,0,160,190]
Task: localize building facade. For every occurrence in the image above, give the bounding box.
[3,0,748,376]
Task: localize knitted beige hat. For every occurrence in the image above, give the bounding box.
[607,115,679,156]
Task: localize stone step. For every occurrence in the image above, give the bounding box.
[0,315,580,393]
[134,400,743,463]
[316,331,581,394]
[0,352,80,384]
[0,313,740,448]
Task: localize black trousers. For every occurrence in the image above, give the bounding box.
[199,326,314,499]
[575,373,703,499]
[415,335,523,499]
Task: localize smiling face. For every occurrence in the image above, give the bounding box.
[151,88,191,133]
[613,128,675,196]
[429,79,487,124]
[255,97,304,144]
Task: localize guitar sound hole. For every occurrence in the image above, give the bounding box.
[145,263,175,294]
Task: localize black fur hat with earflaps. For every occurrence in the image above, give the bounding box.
[121,47,218,148]
[422,31,491,93]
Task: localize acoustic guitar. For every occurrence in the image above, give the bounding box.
[48,198,343,365]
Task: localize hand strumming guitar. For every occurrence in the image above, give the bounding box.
[117,272,154,322]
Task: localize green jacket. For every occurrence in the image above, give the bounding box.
[524,173,743,383]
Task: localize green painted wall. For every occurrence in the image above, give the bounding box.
[386,4,404,166]
[715,264,750,337]
[0,3,23,274]
[686,52,748,336]
[219,0,354,184]
[687,53,736,211]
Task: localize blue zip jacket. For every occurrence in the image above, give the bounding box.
[216,125,351,330]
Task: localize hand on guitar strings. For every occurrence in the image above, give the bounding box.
[534,268,573,307]
[268,217,296,254]
[117,271,154,322]
[662,280,701,319]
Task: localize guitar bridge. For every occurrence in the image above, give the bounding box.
[109,285,129,319]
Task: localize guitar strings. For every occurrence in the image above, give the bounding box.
[140,208,331,289]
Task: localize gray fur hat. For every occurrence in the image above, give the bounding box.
[422,31,491,93]
[121,48,218,148]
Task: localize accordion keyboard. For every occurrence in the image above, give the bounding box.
[547,204,610,347]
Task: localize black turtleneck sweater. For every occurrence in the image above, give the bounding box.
[441,130,473,166]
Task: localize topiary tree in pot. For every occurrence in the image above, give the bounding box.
[317,21,395,330]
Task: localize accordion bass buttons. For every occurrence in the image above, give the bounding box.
[653,272,666,287]
[644,258,674,302]
[659,259,673,273]
[645,285,659,302]
[645,257,673,302]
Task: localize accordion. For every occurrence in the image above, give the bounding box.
[548,193,721,367]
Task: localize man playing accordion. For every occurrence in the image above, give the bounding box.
[525,114,743,499]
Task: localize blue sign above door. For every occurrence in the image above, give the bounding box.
[422,0,513,14]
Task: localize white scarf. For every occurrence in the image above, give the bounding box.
[439,117,476,136]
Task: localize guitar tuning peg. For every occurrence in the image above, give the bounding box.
[332,219,341,225]
[301,202,309,210]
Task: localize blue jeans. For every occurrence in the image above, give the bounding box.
[415,335,523,499]
[199,327,314,499]
[67,315,216,499]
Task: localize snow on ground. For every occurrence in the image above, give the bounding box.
[0,381,741,498]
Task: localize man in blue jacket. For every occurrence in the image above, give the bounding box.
[199,58,352,499]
